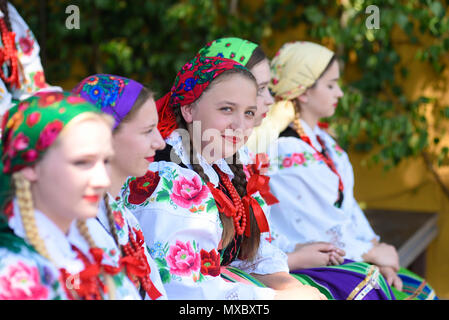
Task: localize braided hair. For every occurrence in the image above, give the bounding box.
[173,69,261,260]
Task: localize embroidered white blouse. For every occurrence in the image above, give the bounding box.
[121,131,289,300]
[267,120,379,261]
[96,193,167,300]
[0,2,61,115]
[4,198,142,300]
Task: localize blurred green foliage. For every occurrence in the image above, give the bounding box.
[15,0,449,170]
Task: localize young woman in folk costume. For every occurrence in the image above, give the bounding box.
[120,54,326,299]
[0,91,143,300]
[0,1,61,116]
[72,74,167,300]
[197,37,404,300]
[266,41,438,300]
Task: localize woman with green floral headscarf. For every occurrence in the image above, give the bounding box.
[0,91,143,300]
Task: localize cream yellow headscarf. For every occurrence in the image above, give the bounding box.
[246,41,334,154]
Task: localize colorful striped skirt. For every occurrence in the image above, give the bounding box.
[221,261,438,300]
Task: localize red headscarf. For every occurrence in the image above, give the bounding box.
[156,54,249,139]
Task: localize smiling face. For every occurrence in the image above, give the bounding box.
[26,116,114,233]
[111,98,166,178]
[297,59,344,126]
[181,72,257,163]
[250,59,274,127]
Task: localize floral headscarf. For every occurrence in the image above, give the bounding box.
[0,91,102,208]
[72,74,144,129]
[198,37,258,67]
[156,54,250,139]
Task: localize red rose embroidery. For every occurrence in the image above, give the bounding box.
[200,249,220,277]
[282,157,293,168]
[33,71,47,89]
[127,171,160,205]
[19,36,34,56]
[36,120,63,151]
[292,153,305,165]
[113,211,125,230]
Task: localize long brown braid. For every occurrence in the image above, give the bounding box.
[172,69,261,260]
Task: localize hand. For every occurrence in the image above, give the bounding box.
[379,266,403,291]
[362,242,400,271]
[288,242,345,269]
[274,284,328,300]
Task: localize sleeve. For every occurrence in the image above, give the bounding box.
[123,162,276,300]
[338,150,379,244]
[230,233,289,275]
[0,79,13,115]
[0,248,65,300]
[7,3,62,100]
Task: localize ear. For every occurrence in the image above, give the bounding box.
[180,104,194,124]
[19,166,39,183]
[296,92,309,105]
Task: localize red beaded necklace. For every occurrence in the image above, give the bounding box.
[211,164,247,236]
[0,17,20,88]
[120,226,163,300]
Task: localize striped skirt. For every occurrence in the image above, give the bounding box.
[220,261,438,300]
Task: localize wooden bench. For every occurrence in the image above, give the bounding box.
[365,209,438,277]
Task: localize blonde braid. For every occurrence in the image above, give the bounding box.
[292,99,306,138]
[12,172,52,261]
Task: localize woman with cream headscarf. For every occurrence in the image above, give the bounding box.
[266,41,438,300]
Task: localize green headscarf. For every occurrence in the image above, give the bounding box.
[0,91,103,211]
[198,37,258,66]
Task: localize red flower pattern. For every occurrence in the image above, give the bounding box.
[199,249,220,277]
[127,171,160,205]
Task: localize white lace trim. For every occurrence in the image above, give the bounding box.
[165,130,234,186]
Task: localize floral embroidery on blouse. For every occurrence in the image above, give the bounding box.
[0,259,59,300]
[124,167,218,215]
[270,143,344,170]
[150,240,220,284]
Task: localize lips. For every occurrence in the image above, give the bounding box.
[83,195,100,203]
[222,135,241,145]
[145,156,155,162]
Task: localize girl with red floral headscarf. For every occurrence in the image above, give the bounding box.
[120,54,327,300]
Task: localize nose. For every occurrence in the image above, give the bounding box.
[336,84,344,98]
[152,128,166,151]
[230,113,246,131]
[91,160,111,190]
[265,88,274,106]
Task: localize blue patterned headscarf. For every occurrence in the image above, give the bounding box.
[72,74,144,129]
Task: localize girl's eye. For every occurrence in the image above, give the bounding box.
[220,106,232,112]
[245,110,255,117]
[257,86,266,95]
[73,159,93,167]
